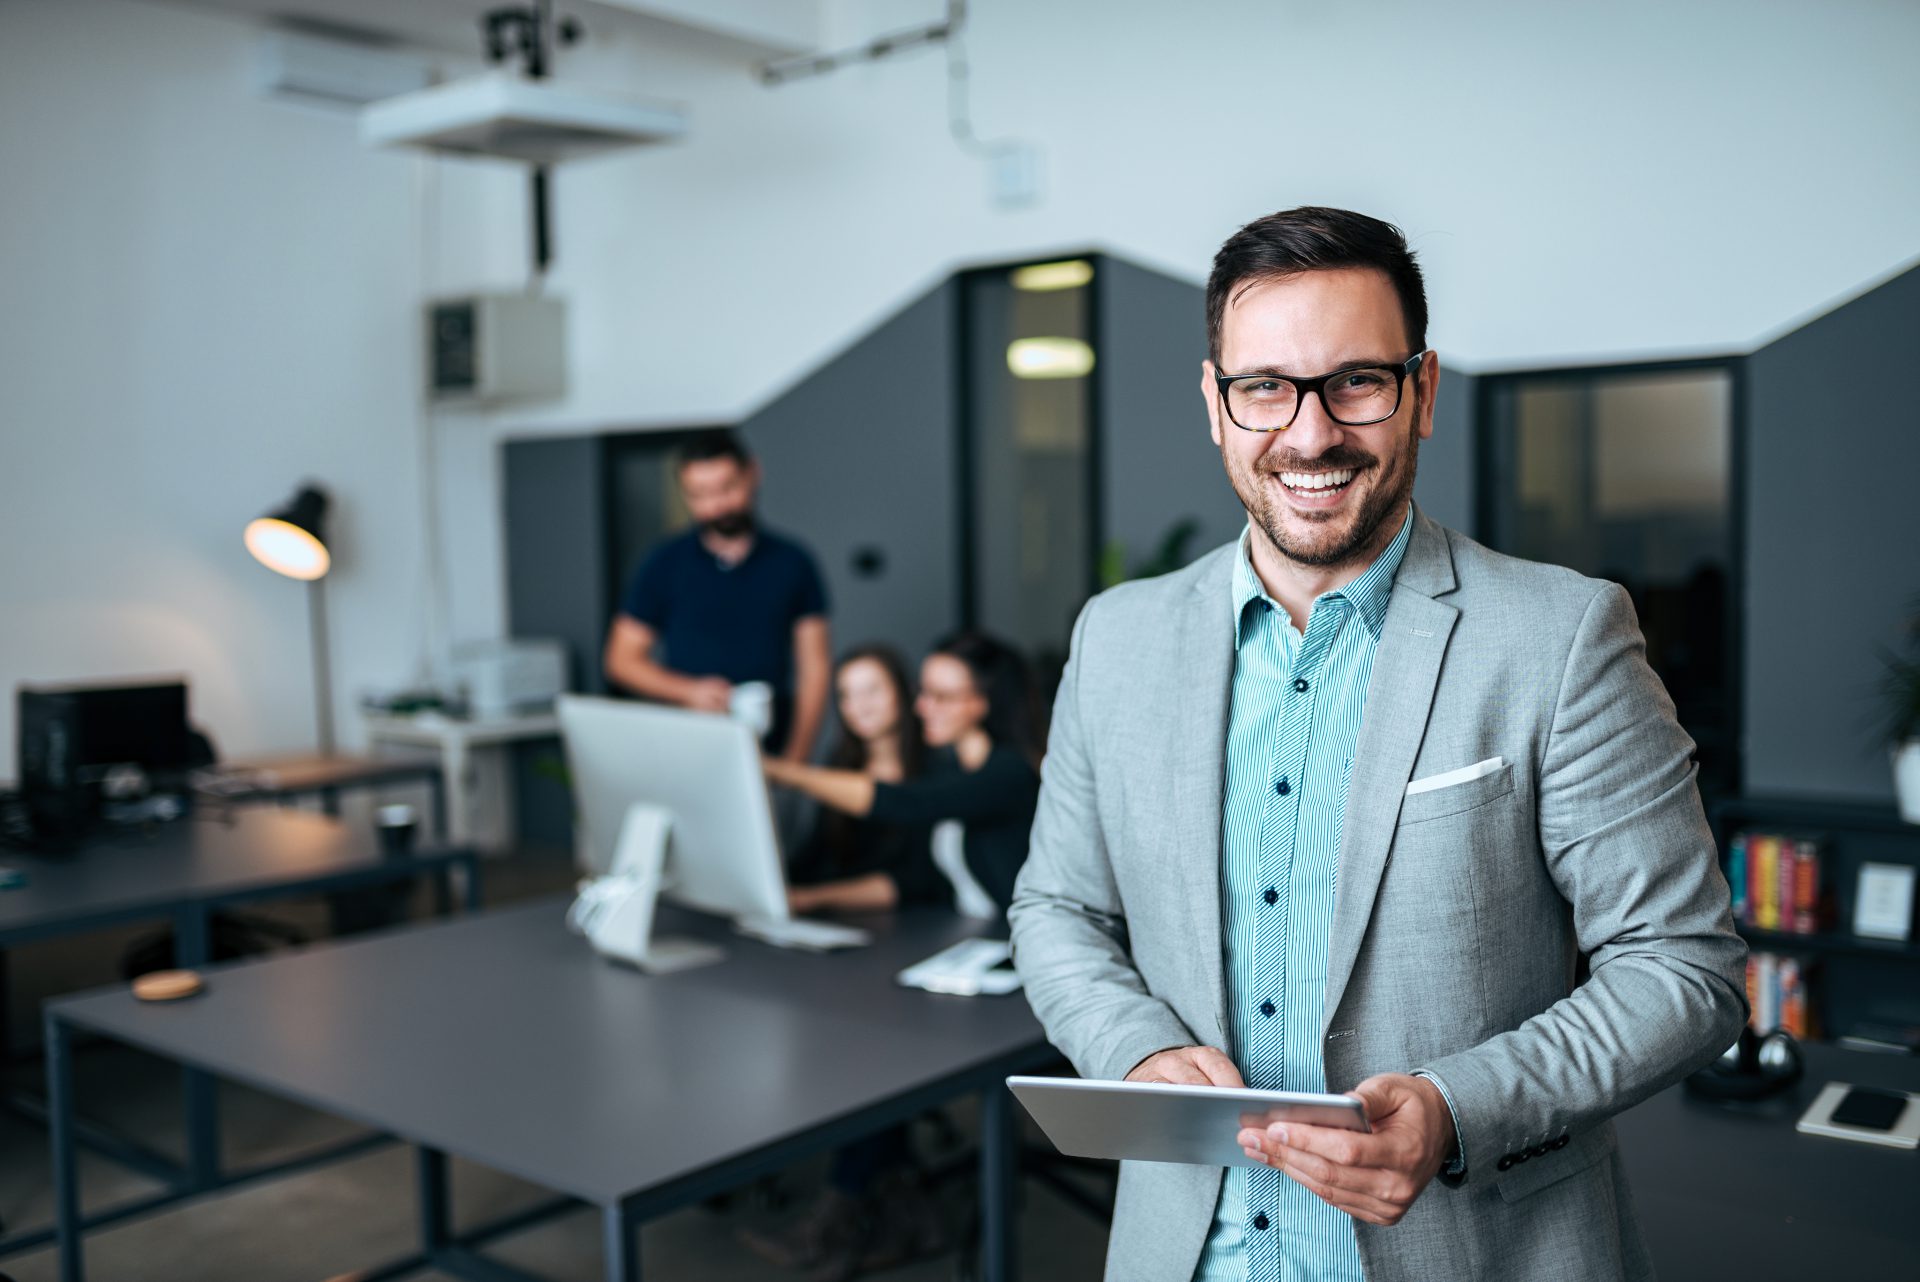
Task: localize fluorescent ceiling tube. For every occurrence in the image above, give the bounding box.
[1007,337,1096,380]
[1012,259,1094,292]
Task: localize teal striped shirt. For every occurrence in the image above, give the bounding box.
[1193,505,1413,1282]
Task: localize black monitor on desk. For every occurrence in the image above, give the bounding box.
[14,677,194,849]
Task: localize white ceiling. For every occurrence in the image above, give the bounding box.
[147,0,823,60]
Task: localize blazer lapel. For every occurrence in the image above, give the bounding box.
[1171,547,1237,1037]
[1322,510,1459,1035]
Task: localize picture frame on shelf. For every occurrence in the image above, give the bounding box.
[1853,862,1917,942]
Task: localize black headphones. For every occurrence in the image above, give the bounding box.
[1683,1027,1804,1101]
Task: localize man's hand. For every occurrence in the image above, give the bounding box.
[1126,1045,1246,1088]
[1236,1073,1456,1227]
[682,677,733,714]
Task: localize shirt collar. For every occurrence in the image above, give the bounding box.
[1231,503,1415,648]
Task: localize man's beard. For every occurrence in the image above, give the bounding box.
[1227,422,1418,570]
[703,509,755,540]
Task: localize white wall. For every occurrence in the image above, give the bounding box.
[448,0,1920,638]
[0,0,515,774]
[5,0,1918,776]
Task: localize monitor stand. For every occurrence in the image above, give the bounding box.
[571,802,726,974]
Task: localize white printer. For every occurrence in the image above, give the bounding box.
[450,639,568,718]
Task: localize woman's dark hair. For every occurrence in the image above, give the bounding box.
[931,630,1045,768]
[1205,206,1428,365]
[817,645,925,869]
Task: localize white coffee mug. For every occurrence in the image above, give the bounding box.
[729,681,774,738]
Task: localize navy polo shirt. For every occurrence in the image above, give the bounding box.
[618,527,828,741]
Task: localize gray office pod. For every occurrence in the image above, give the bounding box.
[1744,263,1920,803]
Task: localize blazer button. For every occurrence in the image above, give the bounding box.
[1529,1145,1546,1158]
[1514,1150,1530,1163]
[1497,1155,1514,1171]
[1552,1134,1570,1150]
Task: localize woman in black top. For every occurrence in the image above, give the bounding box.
[765,632,1042,916]
[784,645,947,913]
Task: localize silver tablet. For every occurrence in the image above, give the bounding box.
[1007,1076,1370,1169]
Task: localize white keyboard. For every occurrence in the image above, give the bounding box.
[735,915,872,952]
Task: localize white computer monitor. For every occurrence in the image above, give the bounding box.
[560,694,785,911]
[557,695,866,964]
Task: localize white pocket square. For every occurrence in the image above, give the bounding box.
[1406,756,1504,796]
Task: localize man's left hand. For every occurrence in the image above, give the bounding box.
[1235,1072,1456,1227]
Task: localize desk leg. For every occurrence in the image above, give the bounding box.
[1,947,12,1067]
[445,737,473,849]
[981,1082,1018,1282]
[429,771,450,844]
[47,1011,83,1282]
[418,1146,451,1256]
[602,1205,639,1282]
[461,853,483,914]
[175,908,220,1188]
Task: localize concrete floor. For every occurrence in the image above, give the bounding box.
[0,841,1111,1282]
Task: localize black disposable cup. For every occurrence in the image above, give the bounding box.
[376,803,418,857]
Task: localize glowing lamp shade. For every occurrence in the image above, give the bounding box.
[1006,336,1096,380]
[245,486,331,581]
[1011,259,1094,292]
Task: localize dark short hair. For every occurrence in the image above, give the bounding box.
[676,428,752,472]
[1205,207,1428,365]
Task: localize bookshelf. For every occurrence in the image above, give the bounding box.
[1711,796,1920,1047]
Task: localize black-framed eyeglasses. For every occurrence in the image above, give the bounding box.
[1214,352,1426,432]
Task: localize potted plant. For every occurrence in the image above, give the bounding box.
[1883,597,1920,823]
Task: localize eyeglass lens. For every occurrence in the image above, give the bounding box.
[1227,367,1402,429]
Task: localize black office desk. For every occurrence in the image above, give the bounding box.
[43,896,1055,1282]
[0,808,481,1257]
[1617,1042,1919,1279]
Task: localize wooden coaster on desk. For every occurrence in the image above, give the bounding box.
[132,970,205,1002]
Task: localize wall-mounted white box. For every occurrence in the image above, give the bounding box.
[428,294,566,403]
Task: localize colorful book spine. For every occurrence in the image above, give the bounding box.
[1778,838,1798,934]
[1752,834,1780,930]
[1792,839,1821,934]
[1728,834,1748,922]
[1779,957,1807,1039]
[1756,952,1779,1033]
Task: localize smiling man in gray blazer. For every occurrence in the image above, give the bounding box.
[1008,208,1746,1282]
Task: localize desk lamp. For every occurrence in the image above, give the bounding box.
[245,484,336,755]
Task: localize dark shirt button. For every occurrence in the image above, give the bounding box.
[1275,777,1291,796]
[1263,887,1278,905]
[1293,678,1309,692]
[1497,1155,1514,1171]
[1260,1000,1276,1017]
[1252,1213,1270,1231]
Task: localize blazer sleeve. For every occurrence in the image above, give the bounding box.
[1417,582,1748,1183]
[1008,596,1201,1082]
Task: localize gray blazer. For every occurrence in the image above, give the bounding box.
[1009,506,1746,1282]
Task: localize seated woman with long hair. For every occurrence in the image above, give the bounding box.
[783,644,948,914]
[765,631,1043,919]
